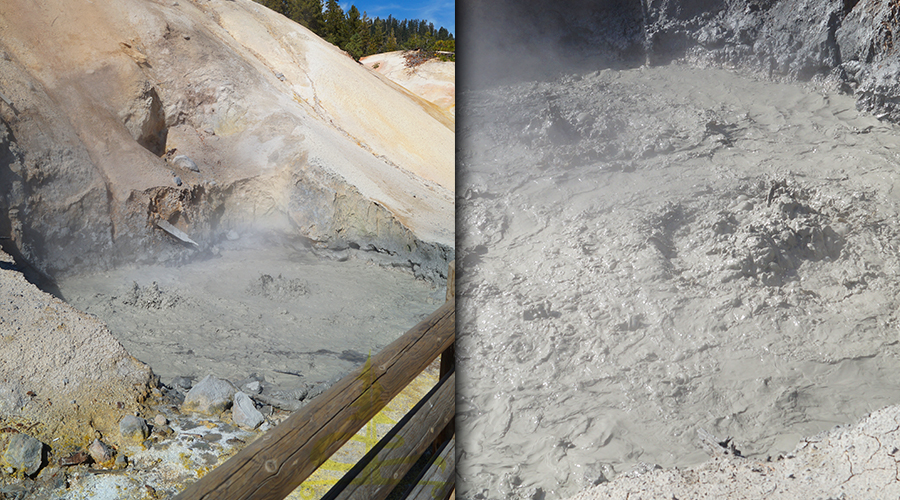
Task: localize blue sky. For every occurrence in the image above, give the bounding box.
[339,1,455,35]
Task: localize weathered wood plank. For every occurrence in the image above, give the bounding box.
[405,436,455,500]
[174,298,455,500]
[326,370,455,500]
[445,260,455,302]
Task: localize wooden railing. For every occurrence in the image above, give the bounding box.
[174,262,456,500]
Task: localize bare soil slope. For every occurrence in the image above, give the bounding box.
[0,0,454,281]
[361,51,456,119]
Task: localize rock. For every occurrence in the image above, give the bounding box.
[154,425,174,437]
[119,415,149,442]
[59,450,92,466]
[153,414,167,427]
[226,230,240,241]
[172,376,192,390]
[114,454,127,469]
[232,391,264,429]
[182,375,236,415]
[87,439,114,464]
[2,434,43,476]
[243,381,261,394]
[173,154,199,172]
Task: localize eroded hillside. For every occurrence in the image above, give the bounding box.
[0,0,454,282]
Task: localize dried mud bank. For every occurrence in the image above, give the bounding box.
[0,119,452,285]
[0,250,155,469]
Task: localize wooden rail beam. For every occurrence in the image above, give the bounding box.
[405,436,455,500]
[323,370,455,500]
[174,298,455,500]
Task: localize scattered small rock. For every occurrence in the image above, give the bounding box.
[87,439,114,464]
[2,434,44,476]
[172,155,199,172]
[59,450,92,467]
[154,425,174,438]
[232,391,264,429]
[201,433,221,443]
[172,376,192,390]
[182,375,236,415]
[119,415,149,442]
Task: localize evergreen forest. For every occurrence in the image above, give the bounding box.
[254,0,455,61]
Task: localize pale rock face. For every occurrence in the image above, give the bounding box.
[360,51,456,119]
[0,0,454,281]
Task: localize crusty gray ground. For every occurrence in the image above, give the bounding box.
[567,404,900,499]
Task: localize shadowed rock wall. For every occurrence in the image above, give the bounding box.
[461,0,900,122]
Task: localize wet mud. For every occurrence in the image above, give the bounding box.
[57,237,445,399]
[458,64,900,499]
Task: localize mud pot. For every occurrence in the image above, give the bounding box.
[458,64,900,500]
[55,235,445,399]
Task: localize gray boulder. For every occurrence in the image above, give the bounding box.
[3,434,43,476]
[232,391,264,429]
[119,415,149,442]
[183,375,236,415]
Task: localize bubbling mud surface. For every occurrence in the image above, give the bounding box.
[56,236,444,397]
[457,64,900,500]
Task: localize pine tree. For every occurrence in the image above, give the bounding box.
[370,18,385,54]
[385,27,399,52]
[289,0,324,32]
[253,0,454,59]
[322,0,347,46]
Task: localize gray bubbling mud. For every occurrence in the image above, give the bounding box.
[57,237,444,400]
[458,64,900,500]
